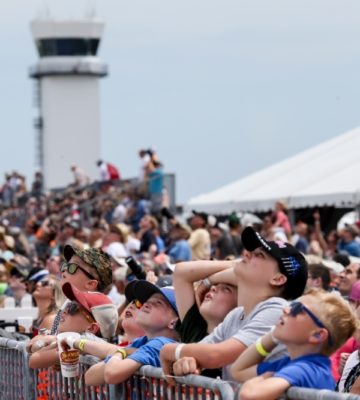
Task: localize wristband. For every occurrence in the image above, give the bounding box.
[78,339,88,352]
[202,278,211,288]
[115,348,127,359]
[269,326,280,345]
[255,338,269,357]
[175,343,185,361]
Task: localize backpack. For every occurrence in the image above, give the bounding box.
[107,163,120,180]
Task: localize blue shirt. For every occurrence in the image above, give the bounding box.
[127,336,177,367]
[148,168,164,195]
[168,240,192,262]
[258,353,335,390]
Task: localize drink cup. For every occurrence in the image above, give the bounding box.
[57,332,81,378]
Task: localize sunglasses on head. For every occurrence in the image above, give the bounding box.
[289,301,333,346]
[64,301,94,323]
[61,262,96,280]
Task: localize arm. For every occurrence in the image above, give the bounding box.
[231,331,277,382]
[104,357,142,384]
[29,347,59,369]
[239,374,290,400]
[173,260,235,321]
[70,338,119,360]
[161,338,246,382]
[350,374,360,394]
[312,211,328,253]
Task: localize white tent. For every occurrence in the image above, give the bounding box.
[187,127,360,214]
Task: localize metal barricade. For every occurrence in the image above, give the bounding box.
[1,337,360,400]
[0,338,32,400]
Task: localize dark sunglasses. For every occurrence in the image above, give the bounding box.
[130,299,142,309]
[289,301,333,346]
[61,262,96,280]
[37,280,52,288]
[64,301,94,323]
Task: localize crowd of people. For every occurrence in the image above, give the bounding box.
[1,151,360,398]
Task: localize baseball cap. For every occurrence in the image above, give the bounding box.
[241,226,308,300]
[62,282,118,339]
[63,245,112,291]
[22,267,49,283]
[125,280,178,315]
[192,210,208,224]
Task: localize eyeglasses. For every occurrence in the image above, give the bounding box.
[64,301,95,323]
[61,262,96,281]
[289,301,333,346]
[131,299,142,309]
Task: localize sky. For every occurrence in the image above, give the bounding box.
[1,0,360,204]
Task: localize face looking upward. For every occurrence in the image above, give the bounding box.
[199,284,237,322]
[61,255,99,291]
[58,301,97,334]
[135,293,177,334]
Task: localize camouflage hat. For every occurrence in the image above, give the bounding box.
[63,245,112,291]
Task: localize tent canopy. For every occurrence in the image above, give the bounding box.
[187,127,360,214]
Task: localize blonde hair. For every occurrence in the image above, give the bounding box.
[305,288,359,356]
[46,275,66,313]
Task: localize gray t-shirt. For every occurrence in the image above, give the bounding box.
[201,296,289,381]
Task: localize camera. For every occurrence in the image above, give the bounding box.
[125,256,146,280]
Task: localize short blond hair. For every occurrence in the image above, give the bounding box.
[305,289,359,356]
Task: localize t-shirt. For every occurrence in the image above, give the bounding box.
[176,303,208,344]
[258,353,335,390]
[176,303,221,379]
[127,336,177,367]
[188,229,210,260]
[168,240,192,262]
[338,350,360,392]
[201,297,288,381]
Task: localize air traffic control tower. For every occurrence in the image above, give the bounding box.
[29,19,107,188]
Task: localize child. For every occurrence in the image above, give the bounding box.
[62,280,179,385]
[231,289,359,400]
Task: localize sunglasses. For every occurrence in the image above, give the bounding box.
[289,301,333,346]
[64,301,95,323]
[131,299,142,309]
[61,262,96,281]
[37,280,53,288]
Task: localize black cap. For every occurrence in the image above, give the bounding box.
[192,210,208,224]
[241,226,308,300]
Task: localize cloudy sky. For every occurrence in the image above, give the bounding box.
[1,0,359,203]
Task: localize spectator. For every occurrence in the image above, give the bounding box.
[167,223,192,263]
[138,215,158,254]
[71,280,179,385]
[28,283,118,369]
[188,211,211,260]
[70,164,90,187]
[50,244,113,335]
[337,225,360,257]
[273,200,292,239]
[339,263,360,298]
[31,274,65,336]
[307,263,331,291]
[231,289,358,398]
[160,226,308,382]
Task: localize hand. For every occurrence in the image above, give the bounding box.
[313,210,321,222]
[27,335,56,353]
[339,353,350,375]
[160,343,178,385]
[173,357,200,377]
[146,270,158,285]
[195,282,210,308]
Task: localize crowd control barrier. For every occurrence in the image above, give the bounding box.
[1,337,360,400]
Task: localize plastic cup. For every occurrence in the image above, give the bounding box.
[57,332,81,378]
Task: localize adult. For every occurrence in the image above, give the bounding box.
[188,211,211,260]
[337,225,360,257]
[338,263,360,298]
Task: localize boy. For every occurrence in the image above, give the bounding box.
[161,226,308,382]
[63,280,179,385]
[28,282,118,369]
[231,289,359,400]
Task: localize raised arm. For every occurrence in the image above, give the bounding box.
[173,260,235,321]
